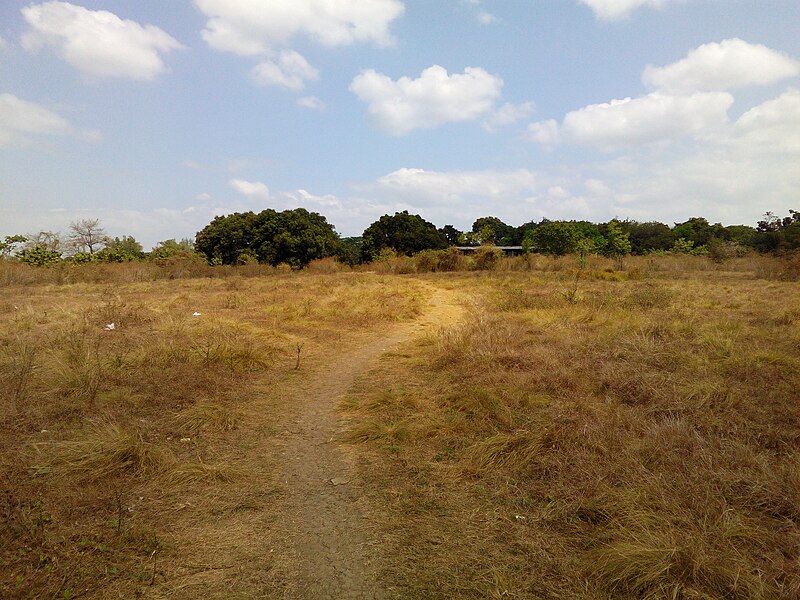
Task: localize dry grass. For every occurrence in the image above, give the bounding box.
[342,262,800,598]
[0,268,426,598]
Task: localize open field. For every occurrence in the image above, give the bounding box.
[1,255,799,598]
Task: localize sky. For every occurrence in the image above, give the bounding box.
[0,0,798,249]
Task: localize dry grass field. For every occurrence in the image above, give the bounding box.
[1,254,799,598]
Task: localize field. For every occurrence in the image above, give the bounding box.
[1,254,799,599]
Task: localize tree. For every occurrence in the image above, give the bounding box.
[620,220,675,254]
[438,225,462,246]
[672,217,723,248]
[150,238,195,260]
[96,236,146,262]
[25,231,63,254]
[600,220,632,262]
[523,221,580,255]
[195,208,339,268]
[361,211,447,260]
[68,218,106,254]
[471,216,516,245]
[0,235,27,258]
[18,245,62,266]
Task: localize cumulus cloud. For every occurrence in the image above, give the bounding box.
[298,96,326,111]
[482,101,535,132]
[578,0,681,21]
[195,0,405,56]
[731,88,800,154]
[643,39,800,93]
[560,91,733,148]
[250,50,319,90]
[0,93,96,146]
[0,35,8,52]
[350,65,503,135]
[21,1,184,80]
[228,178,270,200]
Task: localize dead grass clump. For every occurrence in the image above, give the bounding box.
[176,402,239,432]
[589,526,773,599]
[623,283,674,309]
[41,421,171,481]
[464,429,546,473]
[163,462,241,486]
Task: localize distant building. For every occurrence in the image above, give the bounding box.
[455,246,525,256]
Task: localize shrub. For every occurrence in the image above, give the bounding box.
[472,246,503,271]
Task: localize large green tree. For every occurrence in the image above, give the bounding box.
[471,216,516,245]
[195,208,339,268]
[361,211,448,260]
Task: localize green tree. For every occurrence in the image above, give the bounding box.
[620,220,675,254]
[97,236,146,262]
[18,245,62,266]
[195,209,339,268]
[438,225,462,246]
[361,211,447,260]
[471,216,516,245]
[600,220,632,259]
[523,221,580,255]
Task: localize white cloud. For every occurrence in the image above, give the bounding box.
[195,192,212,201]
[195,0,405,56]
[643,39,800,93]
[21,1,184,80]
[228,178,270,200]
[298,96,326,111]
[578,0,681,21]
[731,88,800,154]
[250,50,319,90]
[350,65,503,135]
[526,119,561,147]
[482,101,535,132]
[0,35,8,52]
[0,93,89,146]
[559,91,733,148]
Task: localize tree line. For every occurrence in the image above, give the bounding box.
[4,209,799,268]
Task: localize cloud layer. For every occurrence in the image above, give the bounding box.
[350,65,503,135]
[21,1,183,80]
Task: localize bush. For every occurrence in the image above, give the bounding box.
[472,246,502,271]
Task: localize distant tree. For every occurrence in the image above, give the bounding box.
[523,221,580,255]
[0,235,27,258]
[672,217,723,248]
[600,220,632,261]
[195,208,339,268]
[97,236,146,262]
[361,211,447,260]
[438,225,462,246]
[24,231,63,254]
[754,210,800,252]
[471,217,515,245]
[722,225,756,247]
[150,238,195,260]
[620,220,675,254]
[18,245,62,266]
[68,218,107,254]
[336,237,363,266]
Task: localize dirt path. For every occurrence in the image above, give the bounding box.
[155,284,463,599]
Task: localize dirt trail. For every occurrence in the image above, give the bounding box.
[156,284,463,599]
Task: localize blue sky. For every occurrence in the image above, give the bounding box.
[1,0,798,249]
